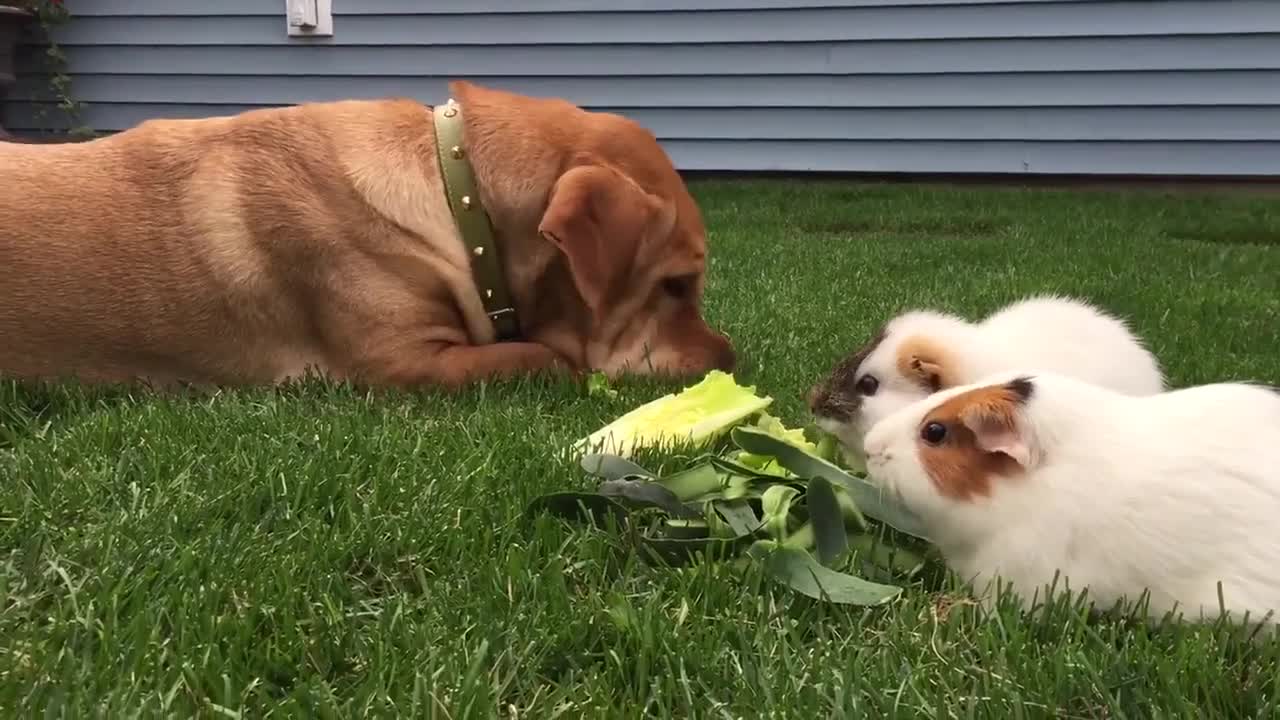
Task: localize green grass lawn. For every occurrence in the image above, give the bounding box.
[3,179,1280,718]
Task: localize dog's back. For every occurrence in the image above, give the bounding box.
[0,108,325,385]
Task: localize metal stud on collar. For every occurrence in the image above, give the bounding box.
[434,97,522,342]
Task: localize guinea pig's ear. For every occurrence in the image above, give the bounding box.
[895,336,952,392]
[958,377,1036,469]
[909,356,945,392]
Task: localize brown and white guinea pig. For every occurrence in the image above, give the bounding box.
[861,369,1280,628]
[807,295,1165,465]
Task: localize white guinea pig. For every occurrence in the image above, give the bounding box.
[861,369,1280,629]
[808,295,1165,465]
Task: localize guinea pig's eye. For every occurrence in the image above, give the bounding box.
[855,374,879,396]
[920,421,947,445]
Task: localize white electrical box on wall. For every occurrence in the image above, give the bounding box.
[286,0,333,38]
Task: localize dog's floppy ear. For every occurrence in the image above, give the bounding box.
[537,164,675,315]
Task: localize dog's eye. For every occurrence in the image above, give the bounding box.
[855,374,879,396]
[661,275,694,299]
[920,422,947,445]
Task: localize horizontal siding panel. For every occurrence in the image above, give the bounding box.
[7,0,1274,177]
[48,4,1280,46]
[663,140,1280,175]
[67,0,1078,15]
[10,104,1280,143]
[15,72,1280,108]
[28,36,1280,77]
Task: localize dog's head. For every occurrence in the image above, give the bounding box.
[453,81,736,379]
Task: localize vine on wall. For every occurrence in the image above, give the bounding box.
[19,0,91,137]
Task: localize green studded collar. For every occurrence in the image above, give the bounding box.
[433,98,521,342]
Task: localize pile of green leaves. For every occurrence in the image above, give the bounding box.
[529,414,939,606]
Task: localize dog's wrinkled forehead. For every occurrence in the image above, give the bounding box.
[808,325,888,421]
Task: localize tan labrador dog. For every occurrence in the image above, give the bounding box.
[0,80,735,389]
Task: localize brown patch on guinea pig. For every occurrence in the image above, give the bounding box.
[895,334,960,393]
[808,324,887,421]
[915,377,1035,501]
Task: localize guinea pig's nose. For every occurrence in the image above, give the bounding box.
[806,384,825,412]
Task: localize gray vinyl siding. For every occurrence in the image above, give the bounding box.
[5,0,1279,176]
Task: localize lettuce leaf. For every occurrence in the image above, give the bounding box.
[732,412,818,477]
[571,370,773,459]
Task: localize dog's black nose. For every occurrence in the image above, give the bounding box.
[715,342,736,372]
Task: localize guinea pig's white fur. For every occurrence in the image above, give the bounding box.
[862,369,1280,629]
[809,295,1165,466]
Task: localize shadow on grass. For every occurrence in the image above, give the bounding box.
[1163,226,1280,247]
[0,367,599,452]
[0,374,328,451]
[799,218,1008,238]
[0,379,144,450]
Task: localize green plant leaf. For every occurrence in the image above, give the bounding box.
[780,521,816,552]
[732,412,821,477]
[580,453,656,481]
[731,426,930,540]
[640,534,755,566]
[708,455,778,480]
[585,371,619,399]
[804,477,849,567]
[750,542,903,606]
[598,479,701,519]
[814,431,841,464]
[524,492,631,529]
[849,534,929,580]
[702,457,807,501]
[571,370,773,459]
[830,484,865,532]
[760,485,800,541]
[662,518,711,540]
[713,499,762,537]
[722,474,754,501]
[654,461,726,503]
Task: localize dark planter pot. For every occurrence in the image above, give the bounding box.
[0,5,34,138]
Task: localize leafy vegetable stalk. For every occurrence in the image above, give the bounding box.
[571,370,773,459]
[535,370,936,606]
